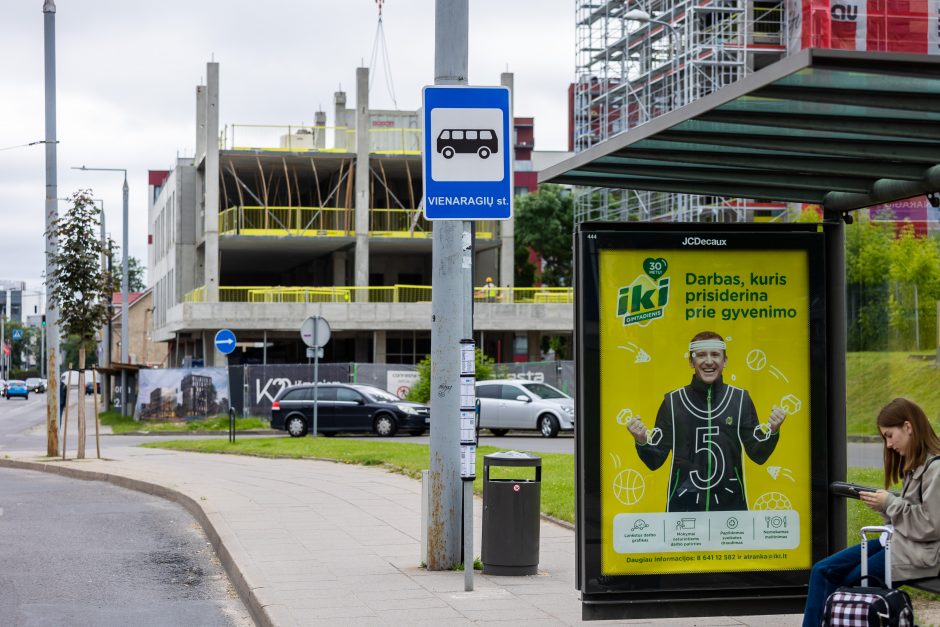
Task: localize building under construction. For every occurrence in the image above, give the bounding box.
[147,63,572,367]
[572,0,789,222]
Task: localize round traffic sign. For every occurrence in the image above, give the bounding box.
[300,316,331,348]
[214,329,237,355]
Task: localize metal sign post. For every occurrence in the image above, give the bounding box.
[301,316,331,438]
[425,0,513,573]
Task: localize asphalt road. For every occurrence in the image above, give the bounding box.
[0,466,252,627]
[0,391,883,466]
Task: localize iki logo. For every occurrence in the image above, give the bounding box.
[617,257,670,326]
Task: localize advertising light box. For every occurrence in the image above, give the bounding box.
[575,223,830,619]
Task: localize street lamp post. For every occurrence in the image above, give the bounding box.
[623,8,684,110]
[72,166,129,415]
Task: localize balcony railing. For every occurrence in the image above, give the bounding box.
[219,206,496,240]
[220,124,421,155]
[182,285,573,305]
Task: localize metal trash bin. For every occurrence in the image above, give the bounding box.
[481,451,541,575]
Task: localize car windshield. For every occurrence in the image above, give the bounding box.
[359,386,402,403]
[11,380,25,386]
[521,382,569,400]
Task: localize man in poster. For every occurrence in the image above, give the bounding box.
[627,331,787,512]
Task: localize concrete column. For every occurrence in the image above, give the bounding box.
[331,250,347,285]
[527,330,541,361]
[195,85,206,161]
[498,72,516,291]
[314,110,327,149]
[373,330,387,363]
[354,67,370,291]
[204,62,220,303]
[333,90,347,151]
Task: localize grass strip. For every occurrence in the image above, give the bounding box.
[101,410,268,434]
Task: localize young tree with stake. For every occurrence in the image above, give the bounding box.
[47,189,113,459]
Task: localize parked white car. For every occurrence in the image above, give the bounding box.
[475,380,575,437]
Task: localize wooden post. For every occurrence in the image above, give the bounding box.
[93,369,101,459]
[61,367,72,460]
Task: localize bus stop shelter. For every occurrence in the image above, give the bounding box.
[540,47,940,620]
[541,48,940,214]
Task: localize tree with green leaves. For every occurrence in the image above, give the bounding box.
[406,350,499,404]
[47,189,114,459]
[513,184,574,287]
[110,255,146,292]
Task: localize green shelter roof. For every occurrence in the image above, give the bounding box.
[540,49,940,213]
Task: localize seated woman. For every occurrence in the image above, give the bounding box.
[802,397,940,627]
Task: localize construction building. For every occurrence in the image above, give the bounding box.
[148,63,573,367]
[571,0,940,225]
[572,0,789,223]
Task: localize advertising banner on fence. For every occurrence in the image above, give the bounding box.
[136,368,230,421]
[575,224,829,614]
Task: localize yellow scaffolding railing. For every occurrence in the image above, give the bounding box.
[219,206,496,240]
[221,124,421,155]
[184,284,573,305]
[219,206,353,237]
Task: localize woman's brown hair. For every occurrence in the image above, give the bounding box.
[876,398,940,488]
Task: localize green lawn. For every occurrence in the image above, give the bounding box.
[101,410,268,434]
[847,352,940,436]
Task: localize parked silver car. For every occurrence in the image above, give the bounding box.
[475,380,575,437]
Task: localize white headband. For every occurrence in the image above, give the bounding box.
[689,339,726,352]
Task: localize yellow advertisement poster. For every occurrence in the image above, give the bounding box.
[599,248,812,576]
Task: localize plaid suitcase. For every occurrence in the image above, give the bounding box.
[822,526,915,626]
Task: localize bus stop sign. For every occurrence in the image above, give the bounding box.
[422,85,512,221]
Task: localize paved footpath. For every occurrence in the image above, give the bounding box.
[0,445,815,626]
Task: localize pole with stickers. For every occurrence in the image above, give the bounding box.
[459,339,477,591]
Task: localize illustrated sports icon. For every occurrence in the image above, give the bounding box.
[612,468,646,506]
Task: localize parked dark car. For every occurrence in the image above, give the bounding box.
[270,383,430,438]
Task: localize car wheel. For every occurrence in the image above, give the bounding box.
[490,428,509,437]
[477,146,490,159]
[373,414,398,437]
[538,414,560,438]
[286,416,308,437]
[442,146,455,159]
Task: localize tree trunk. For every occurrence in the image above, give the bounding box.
[47,349,59,457]
[77,348,86,459]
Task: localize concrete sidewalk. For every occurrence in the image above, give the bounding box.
[0,446,806,626]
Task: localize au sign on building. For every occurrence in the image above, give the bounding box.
[574,222,836,620]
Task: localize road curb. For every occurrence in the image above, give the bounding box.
[0,457,273,627]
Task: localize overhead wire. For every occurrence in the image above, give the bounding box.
[369,0,398,110]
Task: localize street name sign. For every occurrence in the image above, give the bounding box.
[214,329,237,355]
[422,85,512,220]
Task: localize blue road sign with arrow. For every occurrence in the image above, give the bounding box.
[214,329,237,355]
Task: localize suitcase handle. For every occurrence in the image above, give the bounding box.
[860,525,893,587]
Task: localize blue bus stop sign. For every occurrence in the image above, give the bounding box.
[214,329,237,355]
[422,85,512,220]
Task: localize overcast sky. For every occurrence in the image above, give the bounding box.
[1,1,573,291]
